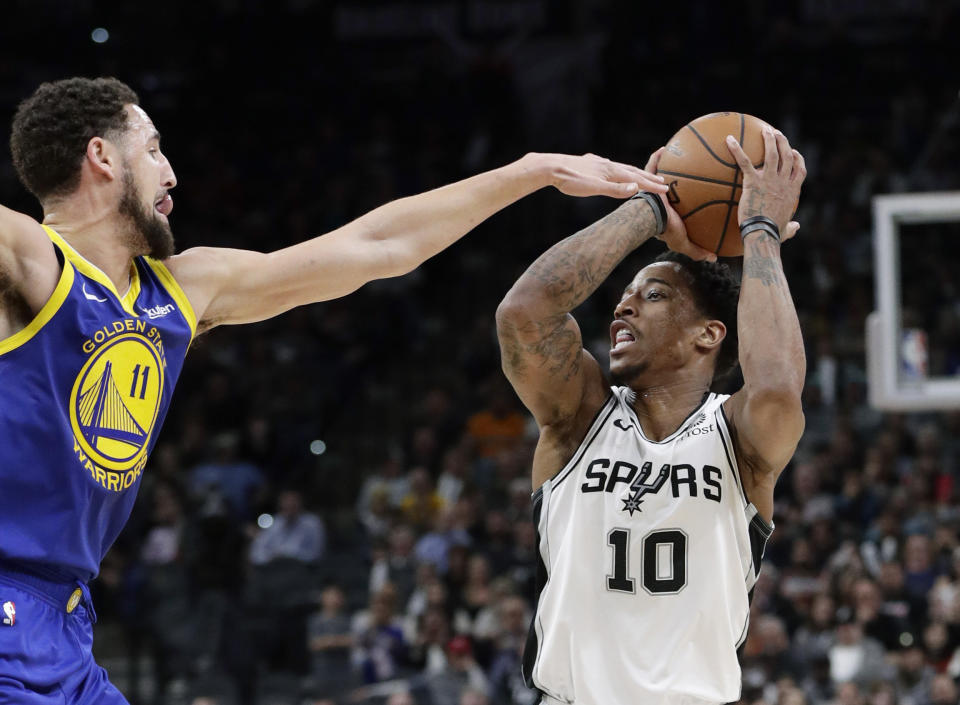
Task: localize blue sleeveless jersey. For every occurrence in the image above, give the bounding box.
[0,226,196,582]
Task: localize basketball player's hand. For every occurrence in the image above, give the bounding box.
[543,153,669,199]
[726,129,805,242]
[643,148,717,262]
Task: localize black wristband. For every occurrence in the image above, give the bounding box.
[630,191,667,235]
[739,215,781,243]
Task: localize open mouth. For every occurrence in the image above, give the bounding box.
[610,321,636,352]
[155,193,173,216]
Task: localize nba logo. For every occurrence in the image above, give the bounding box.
[1,601,14,626]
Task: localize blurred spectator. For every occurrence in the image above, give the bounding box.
[357,453,412,518]
[424,636,491,705]
[792,593,836,669]
[401,467,446,532]
[849,579,902,651]
[459,688,489,705]
[742,615,800,686]
[465,382,526,460]
[360,486,395,541]
[387,692,416,705]
[353,585,409,684]
[827,608,893,687]
[876,560,924,633]
[833,682,865,705]
[183,491,246,673]
[249,489,326,565]
[459,555,493,629]
[437,445,470,507]
[141,482,186,566]
[408,606,452,672]
[892,640,934,705]
[190,432,265,519]
[414,507,473,575]
[371,525,419,606]
[928,673,959,705]
[866,681,896,705]
[904,534,939,601]
[486,595,536,705]
[920,621,952,673]
[139,482,194,699]
[308,586,355,691]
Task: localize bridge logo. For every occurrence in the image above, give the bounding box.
[69,332,165,475]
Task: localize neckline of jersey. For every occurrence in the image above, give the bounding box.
[41,225,142,317]
[622,390,715,445]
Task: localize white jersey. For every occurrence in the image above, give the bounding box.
[522,388,773,705]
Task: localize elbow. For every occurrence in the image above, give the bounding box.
[495,289,534,332]
[371,238,417,279]
[495,296,519,327]
[745,386,806,448]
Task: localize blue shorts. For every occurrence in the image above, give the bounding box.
[0,570,127,705]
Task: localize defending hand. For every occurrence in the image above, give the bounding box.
[543,152,670,199]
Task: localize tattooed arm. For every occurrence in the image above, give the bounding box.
[496,150,714,485]
[496,198,660,433]
[723,128,807,520]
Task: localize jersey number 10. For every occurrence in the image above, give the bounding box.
[607,528,687,595]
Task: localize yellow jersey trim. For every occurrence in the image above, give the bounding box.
[144,258,198,338]
[0,255,75,356]
[41,226,141,317]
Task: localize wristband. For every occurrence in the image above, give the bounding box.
[630,191,667,236]
[739,215,781,243]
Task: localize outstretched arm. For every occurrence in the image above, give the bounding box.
[724,128,807,520]
[496,150,714,432]
[165,152,666,331]
[0,206,62,338]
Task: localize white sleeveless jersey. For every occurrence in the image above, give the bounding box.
[522,388,773,705]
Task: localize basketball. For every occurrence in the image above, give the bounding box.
[657,112,776,257]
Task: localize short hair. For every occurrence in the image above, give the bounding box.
[10,77,139,202]
[652,251,740,386]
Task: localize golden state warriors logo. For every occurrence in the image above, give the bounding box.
[69,320,167,492]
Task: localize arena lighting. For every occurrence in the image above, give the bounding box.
[90,27,109,43]
[257,513,274,529]
[309,439,327,456]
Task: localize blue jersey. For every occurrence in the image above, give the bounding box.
[0,226,195,582]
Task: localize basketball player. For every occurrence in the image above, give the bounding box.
[495,128,805,705]
[0,77,667,704]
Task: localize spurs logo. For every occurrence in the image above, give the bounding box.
[622,462,670,516]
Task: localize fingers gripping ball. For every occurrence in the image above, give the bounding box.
[657,112,790,257]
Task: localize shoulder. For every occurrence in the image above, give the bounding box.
[0,208,61,305]
[0,204,41,235]
[162,246,232,284]
[0,206,56,266]
[722,389,804,475]
[531,385,616,490]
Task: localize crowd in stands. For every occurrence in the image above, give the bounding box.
[3,2,960,705]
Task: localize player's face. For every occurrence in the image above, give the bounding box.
[116,105,177,259]
[608,262,705,386]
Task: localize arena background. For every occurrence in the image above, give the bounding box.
[3,1,960,704]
